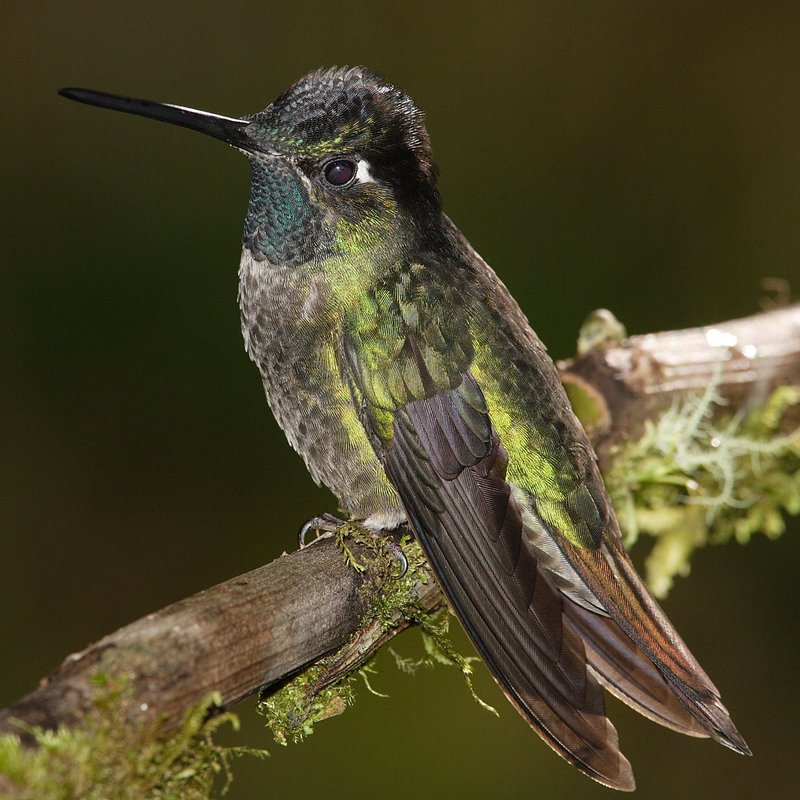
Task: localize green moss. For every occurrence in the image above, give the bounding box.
[606,383,800,597]
[361,532,431,629]
[333,521,370,573]
[258,524,410,745]
[348,531,495,713]
[257,665,356,747]
[258,527,495,745]
[576,308,627,355]
[563,381,605,428]
[0,675,266,800]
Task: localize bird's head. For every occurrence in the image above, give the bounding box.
[61,67,442,267]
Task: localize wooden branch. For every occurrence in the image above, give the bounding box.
[0,531,441,740]
[2,304,799,741]
[559,304,800,461]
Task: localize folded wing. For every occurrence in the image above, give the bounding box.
[373,372,637,790]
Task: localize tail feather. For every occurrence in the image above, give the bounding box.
[565,538,751,756]
[564,598,708,738]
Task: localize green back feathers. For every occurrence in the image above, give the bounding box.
[341,263,473,440]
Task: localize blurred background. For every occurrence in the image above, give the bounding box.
[2,2,799,798]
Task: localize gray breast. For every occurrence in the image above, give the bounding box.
[237,248,403,522]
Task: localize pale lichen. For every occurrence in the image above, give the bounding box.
[606,382,800,597]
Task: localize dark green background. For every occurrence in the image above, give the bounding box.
[3,3,799,799]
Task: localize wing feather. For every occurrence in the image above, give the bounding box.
[382,379,636,790]
[338,255,747,790]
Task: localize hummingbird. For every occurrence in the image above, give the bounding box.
[59,67,749,790]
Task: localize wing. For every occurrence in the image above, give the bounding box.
[338,259,747,789]
[339,273,635,789]
[461,257,750,759]
[388,380,636,790]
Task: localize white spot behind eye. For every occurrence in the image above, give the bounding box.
[356,159,376,184]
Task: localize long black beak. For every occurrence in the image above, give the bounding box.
[58,88,256,152]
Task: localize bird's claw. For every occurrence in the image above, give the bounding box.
[298,512,345,548]
[385,538,409,578]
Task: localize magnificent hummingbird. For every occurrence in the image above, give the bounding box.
[59,68,749,790]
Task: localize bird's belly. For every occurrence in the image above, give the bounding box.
[259,340,402,521]
[238,255,403,522]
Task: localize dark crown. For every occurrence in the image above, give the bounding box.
[250,67,438,188]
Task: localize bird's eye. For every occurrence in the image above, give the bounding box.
[323,159,356,187]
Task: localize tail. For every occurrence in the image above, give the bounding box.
[564,536,750,756]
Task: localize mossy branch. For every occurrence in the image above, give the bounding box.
[2,303,799,797]
[560,303,800,595]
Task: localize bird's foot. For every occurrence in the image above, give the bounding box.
[382,530,410,578]
[387,540,409,578]
[297,512,346,549]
